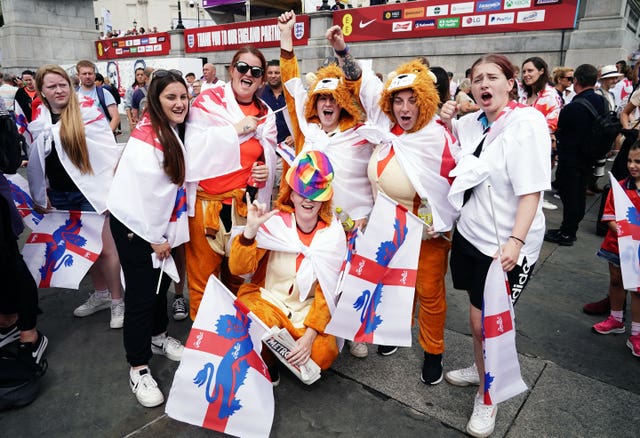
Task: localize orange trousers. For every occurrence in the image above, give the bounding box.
[238,289,339,371]
[185,197,244,320]
[415,235,450,355]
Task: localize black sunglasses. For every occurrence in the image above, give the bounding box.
[234,61,264,78]
[154,69,183,79]
[564,76,574,82]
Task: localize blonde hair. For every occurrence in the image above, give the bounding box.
[36,64,92,174]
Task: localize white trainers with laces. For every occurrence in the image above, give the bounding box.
[110,301,125,329]
[151,333,184,361]
[129,367,164,408]
[73,291,111,317]
[445,363,480,386]
[349,341,369,358]
[467,393,497,438]
[541,199,558,210]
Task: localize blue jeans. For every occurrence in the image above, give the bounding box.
[48,190,95,212]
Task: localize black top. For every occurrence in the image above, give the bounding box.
[259,86,290,143]
[556,88,606,166]
[45,113,80,192]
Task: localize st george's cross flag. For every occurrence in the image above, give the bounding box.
[482,258,527,405]
[325,192,422,347]
[609,172,640,289]
[166,275,274,438]
[22,210,104,289]
[5,173,44,230]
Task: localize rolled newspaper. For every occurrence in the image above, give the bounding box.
[261,327,321,385]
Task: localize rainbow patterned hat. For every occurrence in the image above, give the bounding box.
[285,151,334,202]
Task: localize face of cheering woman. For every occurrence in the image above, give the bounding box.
[159,81,189,128]
[470,61,514,124]
[230,50,266,105]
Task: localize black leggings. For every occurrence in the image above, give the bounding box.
[110,216,171,367]
[0,196,39,331]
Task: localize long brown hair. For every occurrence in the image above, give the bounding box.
[146,70,187,185]
[35,64,92,174]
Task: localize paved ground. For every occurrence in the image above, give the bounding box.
[1,120,639,436]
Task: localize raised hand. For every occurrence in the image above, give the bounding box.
[243,193,279,240]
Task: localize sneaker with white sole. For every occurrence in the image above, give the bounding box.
[627,334,640,357]
[110,301,125,329]
[172,296,188,321]
[445,363,480,387]
[151,333,184,361]
[467,393,497,438]
[0,324,20,348]
[592,315,625,335]
[73,291,111,317]
[349,341,369,358]
[541,199,558,210]
[129,367,164,408]
[17,331,48,365]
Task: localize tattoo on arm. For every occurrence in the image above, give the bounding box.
[342,53,362,81]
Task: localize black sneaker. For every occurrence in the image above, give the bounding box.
[17,332,48,365]
[544,229,576,246]
[0,324,20,349]
[420,352,443,385]
[268,365,280,387]
[377,345,398,356]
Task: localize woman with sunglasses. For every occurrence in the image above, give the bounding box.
[27,65,124,328]
[107,69,239,407]
[185,47,278,320]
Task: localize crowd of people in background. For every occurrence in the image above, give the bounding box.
[2,9,640,437]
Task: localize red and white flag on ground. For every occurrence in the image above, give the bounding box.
[482,259,527,405]
[22,210,105,289]
[5,173,44,230]
[325,192,422,347]
[166,275,274,438]
[609,172,640,289]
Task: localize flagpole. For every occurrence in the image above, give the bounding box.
[16,207,103,215]
[487,185,503,258]
[259,105,286,121]
[156,258,166,295]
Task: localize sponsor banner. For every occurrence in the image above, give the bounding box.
[95,33,170,60]
[184,15,310,53]
[333,0,578,43]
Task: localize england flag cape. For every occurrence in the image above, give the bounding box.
[166,275,273,437]
[608,172,640,289]
[285,77,374,220]
[26,96,122,214]
[14,98,33,144]
[5,173,44,231]
[107,115,193,283]
[254,211,347,313]
[185,83,277,206]
[356,69,459,233]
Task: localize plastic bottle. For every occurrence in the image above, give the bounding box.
[335,207,355,232]
[417,198,433,226]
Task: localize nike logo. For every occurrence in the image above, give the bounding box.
[359,19,376,29]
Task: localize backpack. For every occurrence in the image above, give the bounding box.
[95,85,112,122]
[0,113,24,174]
[0,355,47,411]
[573,97,622,161]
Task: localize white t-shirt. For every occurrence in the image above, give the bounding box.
[77,86,116,117]
[451,105,551,264]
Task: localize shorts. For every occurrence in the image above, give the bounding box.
[450,229,535,309]
[48,189,95,212]
[596,248,620,267]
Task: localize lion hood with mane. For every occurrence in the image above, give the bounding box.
[379,60,440,133]
[304,64,364,132]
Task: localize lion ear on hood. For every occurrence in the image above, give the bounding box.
[427,70,437,84]
[386,71,398,83]
[305,72,317,87]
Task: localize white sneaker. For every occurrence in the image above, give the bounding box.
[172,296,188,321]
[129,367,164,408]
[466,393,497,438]
[73,291,111,317]
[445,363,480,387]
[541,199,558,210]
[110,301,125,329]
[349,341,369,358]
[151,333,184,361]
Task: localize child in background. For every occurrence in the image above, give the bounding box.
[591,141,640,357]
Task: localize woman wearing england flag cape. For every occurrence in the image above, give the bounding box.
[184,47,277,321]
[340,38,459,384]
[27,65,124,329]
[228,151,346,384]
[440,54,551,437]
[107,70,239,408]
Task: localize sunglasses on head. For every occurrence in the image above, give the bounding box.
[154,69,183,79]
[235,61,264,78]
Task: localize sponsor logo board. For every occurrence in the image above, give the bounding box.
[476,0,501,12]
[414,19,437,29]
[437,17,461,29]
[451,2,475,15]
[392,21,413,32]
[517,9,545,23]
[489,12,515,25]
[462,15,487,27]
[504,0,532,9]
[427,5,449,16]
